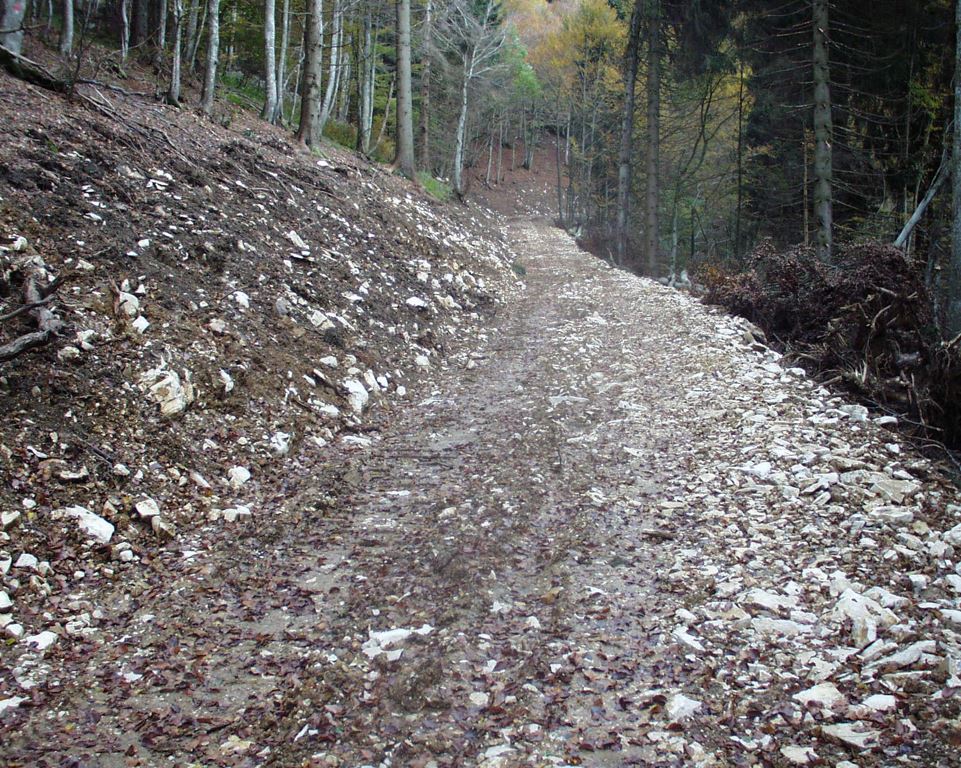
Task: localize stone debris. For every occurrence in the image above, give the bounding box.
[361,624,434,660]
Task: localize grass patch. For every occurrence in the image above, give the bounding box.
[417,172,452,202]
[324,120,357,149]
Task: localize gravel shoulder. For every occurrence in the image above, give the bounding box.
[3,220,961,767]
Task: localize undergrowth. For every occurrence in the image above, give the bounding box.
[418,172,452,202]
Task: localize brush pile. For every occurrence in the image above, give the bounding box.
[702,240,961,446]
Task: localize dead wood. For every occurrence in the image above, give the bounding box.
[0,44,67,92]
[0,263,65,363]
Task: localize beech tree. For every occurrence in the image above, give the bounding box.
[395,0,416,177]
[201,0,221,115]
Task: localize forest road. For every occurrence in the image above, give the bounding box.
[7,221,956,767]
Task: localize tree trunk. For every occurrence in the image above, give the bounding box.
[497,115,503,183]
[802,128,810,247]
[452,54,470,195]
[167,0,183,104]
[60,0,74,55]
[895,147,948,249]
[296,0,322,145]
[394,0,416,178]
[946,0,961,336]
[372,73,394,154]
[417,0,431,171]
[200,0,220,115]
[644,0,660,275]
[358,8,373,152]
[134,0,148,46]
[317,0,341,133]
[184,0,198,67]
[120,0,132,66]
[262,0,277,120]
[337,35,351,121]
[555,102,563,223]
[616,0,643,266]
[157,0,167,51]
[273,0,289,123]
[734,54,744,261]
[812,0,833,263]
[0,0,27,55]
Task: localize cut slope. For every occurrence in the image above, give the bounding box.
[0,72,518,638]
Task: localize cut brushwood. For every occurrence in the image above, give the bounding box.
[0,261,66,363]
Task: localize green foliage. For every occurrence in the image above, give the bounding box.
[324,120,358,150]
[417,172,452,201]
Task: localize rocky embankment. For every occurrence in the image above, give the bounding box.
[0,73,517,673]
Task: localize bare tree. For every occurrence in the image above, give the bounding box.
[273,0,290,123]
[120,0,132,68]
[317,0,343,133]
[358,3,375,152]
[435,0,506,195]
[167,0,184,105]
[263,0,278,120]
[201,0,220,115]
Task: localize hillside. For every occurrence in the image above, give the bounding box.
[0,70,519,650]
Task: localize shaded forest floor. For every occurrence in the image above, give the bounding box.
[2,57,961,768]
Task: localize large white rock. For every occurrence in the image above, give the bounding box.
[117,292,140,317]
[672,626,705,652]
[793,682,846,710]
[361,624,434,659]
[865,640,936,674]
[780,745,818,765]
[832,589,898,648]
[227,466,251,489]
[665,693,701,722]
[14,553,37,570]
[821,722,881,750]
[344,378,369,414]
[741,588,797,615]
[943,523,961,547]
[24,630,58,651]
[0,696,27,716]
[0,591,11,612]
[135,498,161,519]
[752,617,806,637]
[139,365,195,418]
[61,505,114,543]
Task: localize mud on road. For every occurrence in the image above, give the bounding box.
[4,221,961,767]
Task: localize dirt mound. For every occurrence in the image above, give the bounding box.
[702,240,961,446]
[0,71,519,641]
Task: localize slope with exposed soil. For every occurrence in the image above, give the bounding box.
[0,70,518,692]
